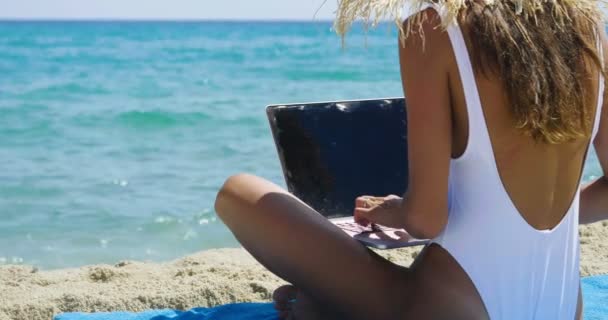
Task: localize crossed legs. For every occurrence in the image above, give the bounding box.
[214,173,414,320]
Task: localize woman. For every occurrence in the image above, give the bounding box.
[214,0,608,319]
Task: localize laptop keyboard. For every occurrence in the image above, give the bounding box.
[335,222,401,234]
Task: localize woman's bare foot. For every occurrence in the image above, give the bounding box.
[273,285,342,320]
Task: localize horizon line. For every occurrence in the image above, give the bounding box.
[0,17,344,23]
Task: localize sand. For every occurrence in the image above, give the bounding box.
[2,222,608,320]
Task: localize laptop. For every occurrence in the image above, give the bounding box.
[266,98,429,249]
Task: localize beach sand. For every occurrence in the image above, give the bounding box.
[2,222,608,320]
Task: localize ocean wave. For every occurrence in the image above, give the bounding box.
[115,110,211,129]
[0,185,65,198]
[20,82,111,99]
[67,108,259,132]
[282,69,367,81]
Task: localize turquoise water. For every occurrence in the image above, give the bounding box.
[0,21,602,269]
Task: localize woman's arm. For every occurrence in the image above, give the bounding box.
[355,9,453,239]
[580,177,608,224]
[354,9,454,239]
[580,29,608,225]
[397,9,452,239]
[580,114,608,224]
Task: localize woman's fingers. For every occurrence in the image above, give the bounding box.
[354,195,405,228]
[354,206,374,226]
[355,196,383,208]
[354,205,371,215]
[354,195,392,226]
[354,196,377,226]
[355,196,371,209]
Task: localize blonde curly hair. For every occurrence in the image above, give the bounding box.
[334,0,608,144]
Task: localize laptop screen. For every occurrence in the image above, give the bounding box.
[266,98,408,219]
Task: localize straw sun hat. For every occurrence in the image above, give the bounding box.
[333,0,607,41]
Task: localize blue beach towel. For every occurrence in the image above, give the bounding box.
[55,276,608,320]
[54,303,278,320]
[582,275,608,320]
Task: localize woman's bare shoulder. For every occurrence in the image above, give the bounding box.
[401,7,452,67]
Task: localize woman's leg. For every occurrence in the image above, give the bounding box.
[273,284,338,319]
[214,173,413,320]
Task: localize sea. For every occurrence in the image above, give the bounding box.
[0,21,603,270]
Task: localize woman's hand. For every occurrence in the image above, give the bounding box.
[354,195,406,229]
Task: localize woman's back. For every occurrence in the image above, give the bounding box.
[452,23,603,231]
[410,3,606,319]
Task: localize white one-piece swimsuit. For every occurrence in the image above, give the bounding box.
[427,7,605,320]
